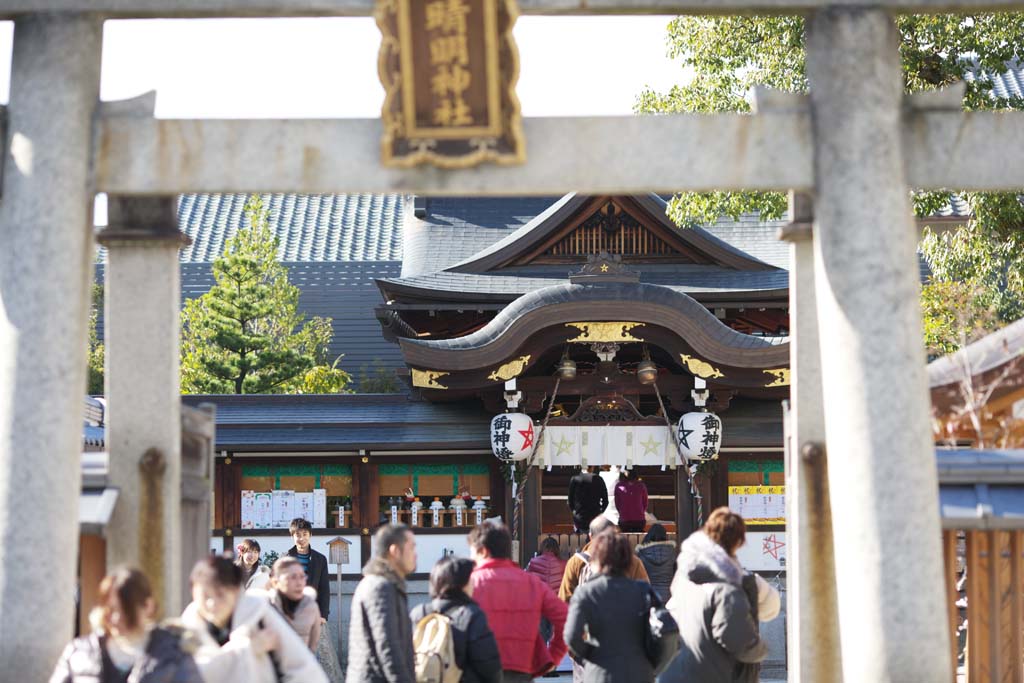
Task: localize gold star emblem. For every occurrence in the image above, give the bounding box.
[640,435,662,456]
[600,263,609,272]
[554,435,575,457]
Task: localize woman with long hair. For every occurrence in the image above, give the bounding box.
[564,531,656,683]
[181,555,326,683]
[235,538,271,591]
[50,567,202,683]
[409,556,502,683]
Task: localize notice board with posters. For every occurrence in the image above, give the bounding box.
[728,485,786,526]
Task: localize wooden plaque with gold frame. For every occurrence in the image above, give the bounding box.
[375,0,525,168]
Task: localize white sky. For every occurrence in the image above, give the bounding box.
[0,16,689,117]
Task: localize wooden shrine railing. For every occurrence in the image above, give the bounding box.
[943,529,1024,682]
[535,532,678,561]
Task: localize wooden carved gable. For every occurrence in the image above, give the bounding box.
[516,198,708,265]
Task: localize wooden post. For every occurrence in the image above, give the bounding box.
[674,466,695,541]
[966,530,991,682]
[943,530,959,682]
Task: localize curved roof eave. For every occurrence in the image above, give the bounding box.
[445,193,779,274]
[398,281,790,369]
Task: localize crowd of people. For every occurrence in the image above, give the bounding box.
[51,507,779,683]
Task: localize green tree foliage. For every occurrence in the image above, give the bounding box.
[356,359,402,393]
[636,14,1024,352]
[180,195,351,394]
[87,283,105,395]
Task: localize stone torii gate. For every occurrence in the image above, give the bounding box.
[1,2,1023,682]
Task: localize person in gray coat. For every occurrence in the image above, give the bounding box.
[346,524,418,683]
[636,524,676,603]
[660,508,767,683]
[564,531,655,683]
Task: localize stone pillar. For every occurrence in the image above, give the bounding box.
[805,10,951,681]
[0,14,102,681]
[779,192,842,682]
[99,196,189,616]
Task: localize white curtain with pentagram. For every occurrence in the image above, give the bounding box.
[534,425,679,469]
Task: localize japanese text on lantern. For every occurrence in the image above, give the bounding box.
[700,414,720,459]
[426,0,474,127]
[491,415,514,459]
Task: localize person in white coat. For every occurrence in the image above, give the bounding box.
[181,555,327,683]
[236,538,272,592]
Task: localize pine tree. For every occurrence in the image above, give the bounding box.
[181,195,351,394]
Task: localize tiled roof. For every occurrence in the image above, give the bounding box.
[96,261,406,374]
[402,196,560,276]
[181,394,494,450]
[177,193,404,263]
[702,215,790,270]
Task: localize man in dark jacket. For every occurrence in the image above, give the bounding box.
[636,523,676,603]
[286,517,332,621]
[346,523,418,683]
[567,468,608,533]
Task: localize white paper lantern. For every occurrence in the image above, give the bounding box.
[676,411,723,461]
[490,413,536,461]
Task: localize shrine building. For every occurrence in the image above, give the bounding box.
[137,191,799,575]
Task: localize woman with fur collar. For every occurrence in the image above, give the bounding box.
[50,567,202,683]
[235,539,271,592]
[267,556,322,651]
[181,555,327,683]
[660,508,778,683]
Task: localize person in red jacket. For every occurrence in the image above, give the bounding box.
[526,537,568,594]
[469,522,569,683]
[614,469,649,533]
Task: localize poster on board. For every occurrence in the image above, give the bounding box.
[253,492,273,529]
[313,489,327,528]
[272,490,295,528]
[240,490,256,529]
[295,492,314,525]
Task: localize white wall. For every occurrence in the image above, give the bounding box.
[210,532,363,574]
[368,532,473,574]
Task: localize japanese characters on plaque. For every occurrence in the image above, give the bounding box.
[727,485,786,526]
[376,0,525,167]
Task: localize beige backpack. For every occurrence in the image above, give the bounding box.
[413,611,463,683]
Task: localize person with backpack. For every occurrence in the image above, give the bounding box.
[469,522,568,683]
[346,524,418,683]
[558,516,649,602]
[409,556,502,683]
[564,531,657,683]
